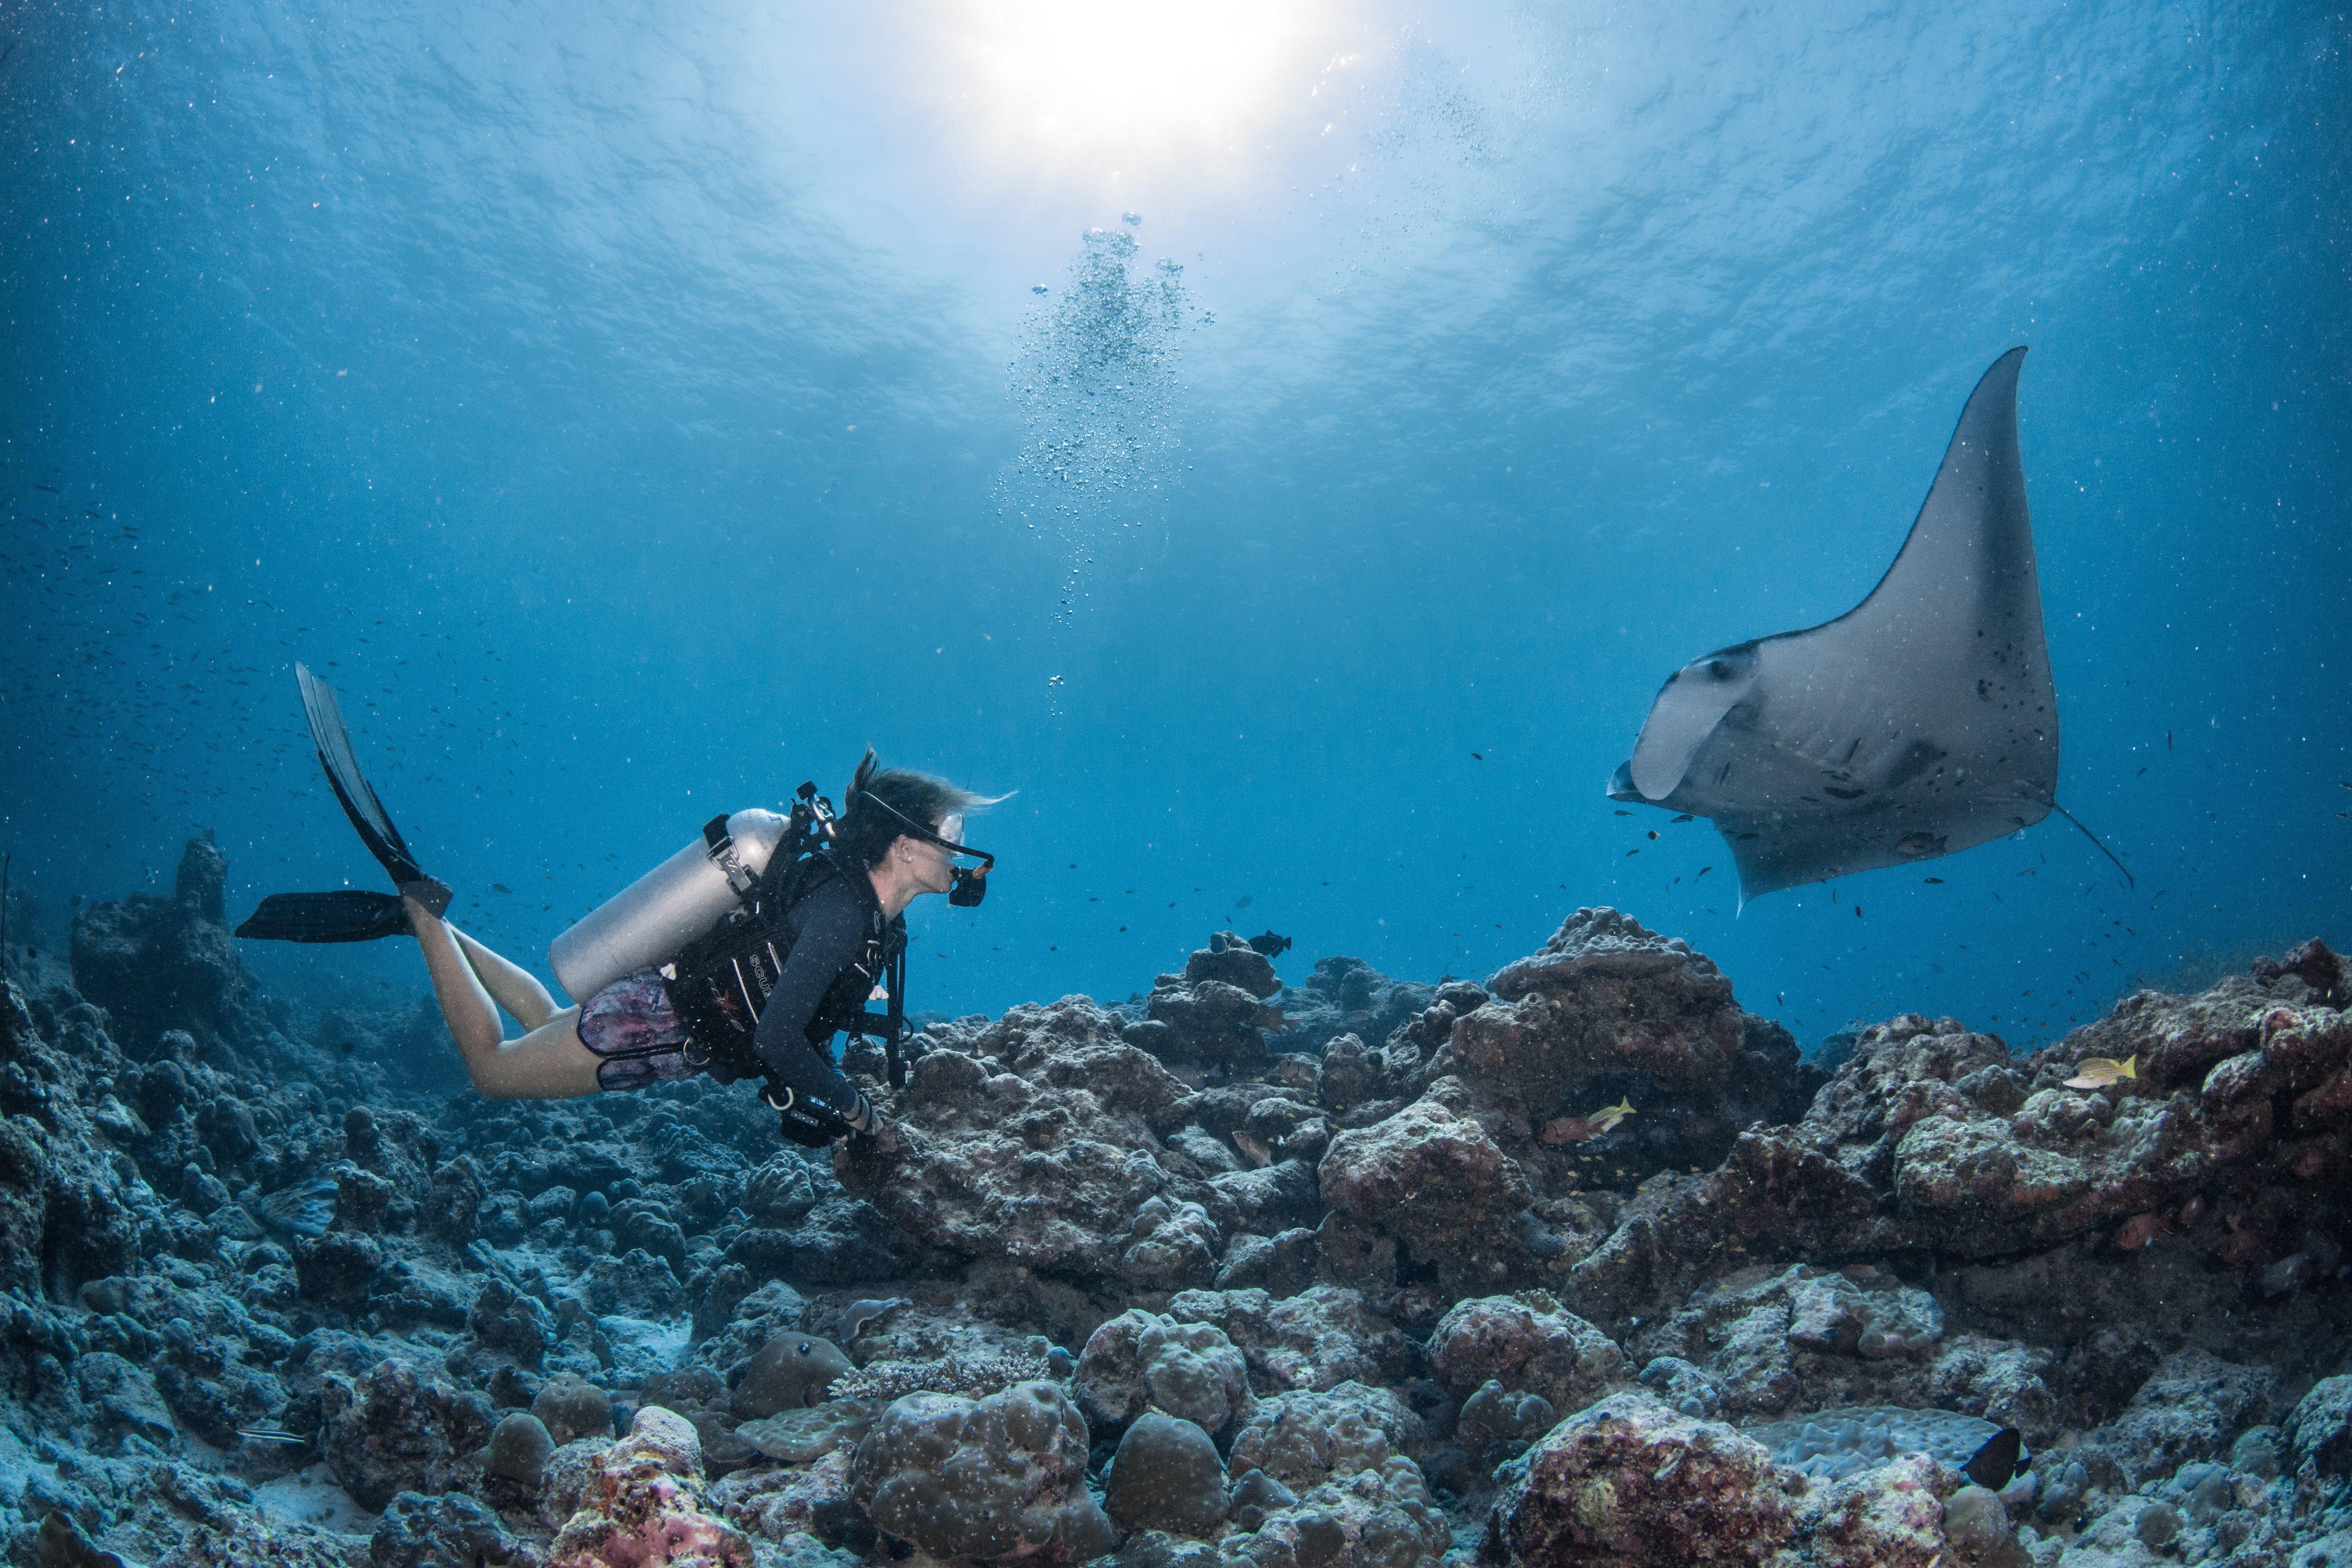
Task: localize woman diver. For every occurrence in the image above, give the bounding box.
[238,666,1000,1145]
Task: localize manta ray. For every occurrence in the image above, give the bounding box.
[1609,347,2125,903]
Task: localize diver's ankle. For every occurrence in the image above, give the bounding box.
[399,877,453,919]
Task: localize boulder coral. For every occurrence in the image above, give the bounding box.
[849,1381,1117,1563]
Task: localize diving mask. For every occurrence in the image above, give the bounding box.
[863,796,996,907]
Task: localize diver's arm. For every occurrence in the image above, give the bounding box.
[751,877,878,1129]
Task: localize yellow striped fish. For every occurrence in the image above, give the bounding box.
[2064,1054,2137,1090]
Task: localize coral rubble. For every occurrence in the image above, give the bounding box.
[2,844,2348,1568]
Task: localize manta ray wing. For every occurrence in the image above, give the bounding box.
[1611,347,2058,901]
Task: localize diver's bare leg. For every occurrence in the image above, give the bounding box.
[408,895,600,1099]
[450,927,559,1030]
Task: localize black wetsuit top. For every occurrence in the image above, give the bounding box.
[748,873,875,1124]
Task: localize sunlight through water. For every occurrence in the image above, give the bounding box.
[944,0,1330,175]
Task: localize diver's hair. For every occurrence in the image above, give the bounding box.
[834,747,1005,865]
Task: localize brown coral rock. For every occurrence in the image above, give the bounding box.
[1556,954,2352,1330]
[1319,1099,1531,1293]
[1482,1390,1798,1567]
[1455,908,1749,1103]
[1424,1292,1627,1416]
[837,998,1212,1284]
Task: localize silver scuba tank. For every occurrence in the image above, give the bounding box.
[549,809,791,1002]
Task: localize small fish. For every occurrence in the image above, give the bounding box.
[1696,866,1712,878]
[491,882,512,894]
[1470,752,1483,760]
[254,1178,339,1239]
[1671,813,1694,823]
[1538,1114,1600,1145]
[1924,877,1944,884]
[1963,1428,2025,1490]
[836,1296,911,1341]
[1232,1131,1274,1169]
[1586,1097,1637,1134]
[2064,1054,2137,1090]
[237,1428,311,1445]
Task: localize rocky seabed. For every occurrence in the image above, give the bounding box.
[4,840,2351,1568]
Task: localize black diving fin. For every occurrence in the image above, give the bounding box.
[236,890,410,943]
[237,665,446,944]
[296,662,425,886]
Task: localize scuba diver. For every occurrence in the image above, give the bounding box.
[237,665,1000,1146]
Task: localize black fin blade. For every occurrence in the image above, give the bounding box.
[234,891,412,944]
[296,663,423,885]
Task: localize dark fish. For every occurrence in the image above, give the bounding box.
[1470,752,1483,760]
[491,883,513,894]
[1854,906,1863,918]
[1963,1428,2024,1490]
[1671,813,1694,822]
[1924,877,1944,884]
[1246,930,1292,958]
[1697,866,1712,877]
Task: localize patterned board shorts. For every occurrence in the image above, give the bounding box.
[576,967,699,1092]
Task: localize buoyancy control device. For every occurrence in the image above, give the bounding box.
[549,784,910,1143]
[664,842,907,1145]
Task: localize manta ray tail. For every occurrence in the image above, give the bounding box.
[2052,803,2134,889]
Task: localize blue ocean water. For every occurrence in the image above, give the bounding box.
[2,0,2345,1051]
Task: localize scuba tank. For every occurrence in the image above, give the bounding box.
[550,809,793,1002]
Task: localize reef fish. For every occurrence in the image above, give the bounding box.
[1539,1098,1637,1145]
[836,1297,910,1341]
[1588,1097,1637,1134]
[1608,348,2127,903]
[1246,930,1293,958]
[252,1178,339,1240]
[236,1428,311,1445]
[2065,1053,2137,1089]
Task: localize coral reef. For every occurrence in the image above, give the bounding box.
[2,842,2348,1568]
